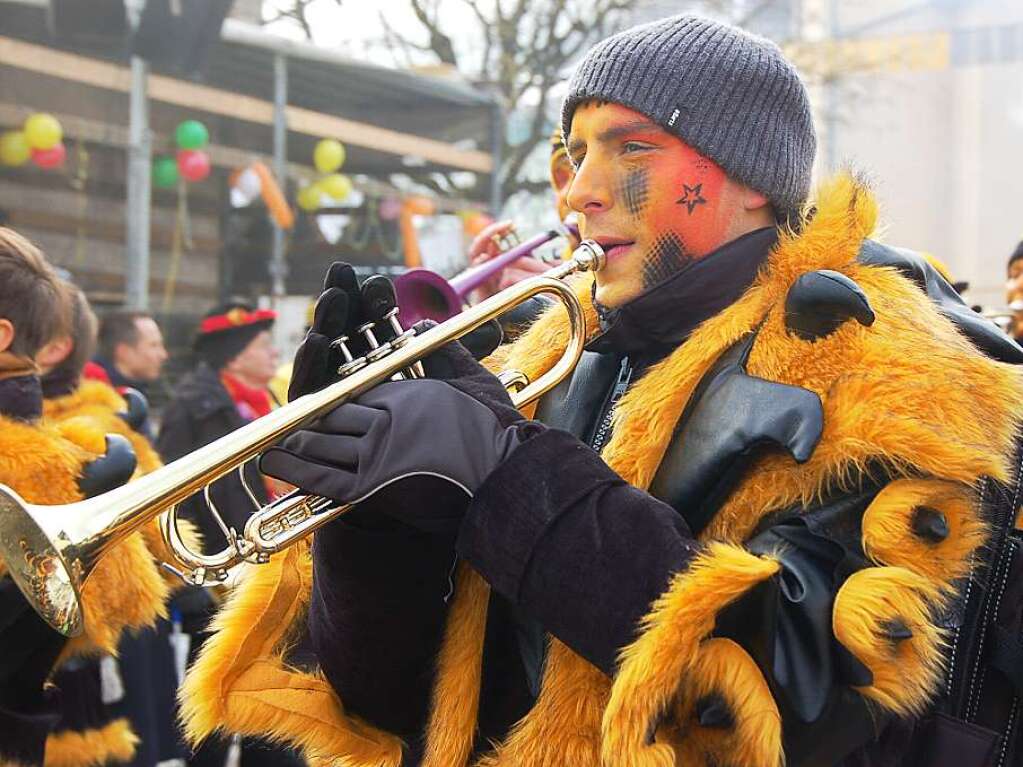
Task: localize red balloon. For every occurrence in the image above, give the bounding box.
[177,149,211,183]
[31,143,66,169]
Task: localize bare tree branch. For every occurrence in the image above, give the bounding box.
[409,0,460,66]
[374,0,642,206]
[263,0,323,40]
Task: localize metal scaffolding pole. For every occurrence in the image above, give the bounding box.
[125,55,152,310]
[270,52,288,298]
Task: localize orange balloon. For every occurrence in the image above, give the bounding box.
[403,196,436,216]
[251,161,294,229]
[464,212,495,238]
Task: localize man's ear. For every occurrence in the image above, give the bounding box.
[0,319,14,354]
[742,187,771,212]
[36,335,73,369]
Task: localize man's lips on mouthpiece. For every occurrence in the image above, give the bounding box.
[597,240,635,260]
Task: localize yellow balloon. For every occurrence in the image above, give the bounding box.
[320,173,352,201]
[0,131,30,166]
[23,113,62,151]
[313,139,345,174]
[298,183,323,212]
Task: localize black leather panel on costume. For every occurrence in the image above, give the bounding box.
[533,349,622,442]
[77,433,137,498]
[117,388,150,432]
[784,269,875,341]
[648,333,824,535]
[858,240,1023,364]
[715,490,884,767]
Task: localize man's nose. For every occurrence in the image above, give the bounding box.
[566,157,612,215]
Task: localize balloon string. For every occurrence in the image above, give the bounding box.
[73,138,90,266]
[162,179,192,312]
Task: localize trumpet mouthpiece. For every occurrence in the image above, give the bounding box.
[573,240,606,272]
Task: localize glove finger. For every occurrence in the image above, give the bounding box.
[310,287,350,339]
[323,261,359,293]
[259,448,358,502]
[324,262,364,336]
[316,401,381,436]
[411,320,494,377]
[288,333,334,401]
[460,318,503,361]
[411,319,438,336]
[422,338,487,380]
[280,431,360,467]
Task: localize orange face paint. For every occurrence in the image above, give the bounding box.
[566,102,747,307]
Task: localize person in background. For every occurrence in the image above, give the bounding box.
[0,227,168,767]
[468,129,581,303]
[38,282,193,767]
[156,301,300,767]
[157,301,279,559]
[1005,240,1023,342]
[36,283,98,400]
[88,310,168,396]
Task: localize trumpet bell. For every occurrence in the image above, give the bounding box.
[0,484,83,636]
[394,268,462,324]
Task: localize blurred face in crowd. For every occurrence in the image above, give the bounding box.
[116,316,168,382]
[550,143,576,226]
[225,330,279,388]
[1006,257,1023,340]
[566,101,773,308]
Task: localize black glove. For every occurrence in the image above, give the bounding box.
[288,262,363,401]
[289,262,505,402]
[261,366,540,533]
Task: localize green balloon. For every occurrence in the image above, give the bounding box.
[176,120,209,150]
[153,156,179,188]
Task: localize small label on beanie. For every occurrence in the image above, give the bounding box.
[668,108,680,126]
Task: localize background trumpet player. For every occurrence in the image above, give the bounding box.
[182,14,1023,767]
[1005,239,1023,341]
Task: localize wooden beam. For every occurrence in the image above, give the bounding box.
[0,102,478,212]
[0,35,493,173]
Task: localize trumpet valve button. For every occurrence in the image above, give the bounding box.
[338,358,368,377]
[366,342,393,363]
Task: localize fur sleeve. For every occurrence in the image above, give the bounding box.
[0,413,169,659]
[179,541,403,766]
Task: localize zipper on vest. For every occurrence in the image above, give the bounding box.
[591,356,632,453]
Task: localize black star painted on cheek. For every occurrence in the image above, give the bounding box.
[676,183,707,215]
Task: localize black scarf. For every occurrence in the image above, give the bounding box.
[588,226,777,356]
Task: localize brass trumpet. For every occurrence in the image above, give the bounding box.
[0,240,605,636]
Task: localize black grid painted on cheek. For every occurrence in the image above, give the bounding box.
[617,167,650,218]
[642,232,692,289]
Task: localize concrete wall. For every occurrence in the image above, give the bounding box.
[812,0,1023,309]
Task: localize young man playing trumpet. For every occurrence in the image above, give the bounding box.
[183,14,1023,767]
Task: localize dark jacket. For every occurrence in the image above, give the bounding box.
[156,362,268,553]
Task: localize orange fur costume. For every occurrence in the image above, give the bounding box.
[36,379,202,767]
[179,173,1023,766]
[0,380,193,766]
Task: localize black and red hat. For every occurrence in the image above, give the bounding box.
[193,301,276,370]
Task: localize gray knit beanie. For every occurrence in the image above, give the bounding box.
[561,14,816,218]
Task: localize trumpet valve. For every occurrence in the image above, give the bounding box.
[333,335,368,378]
